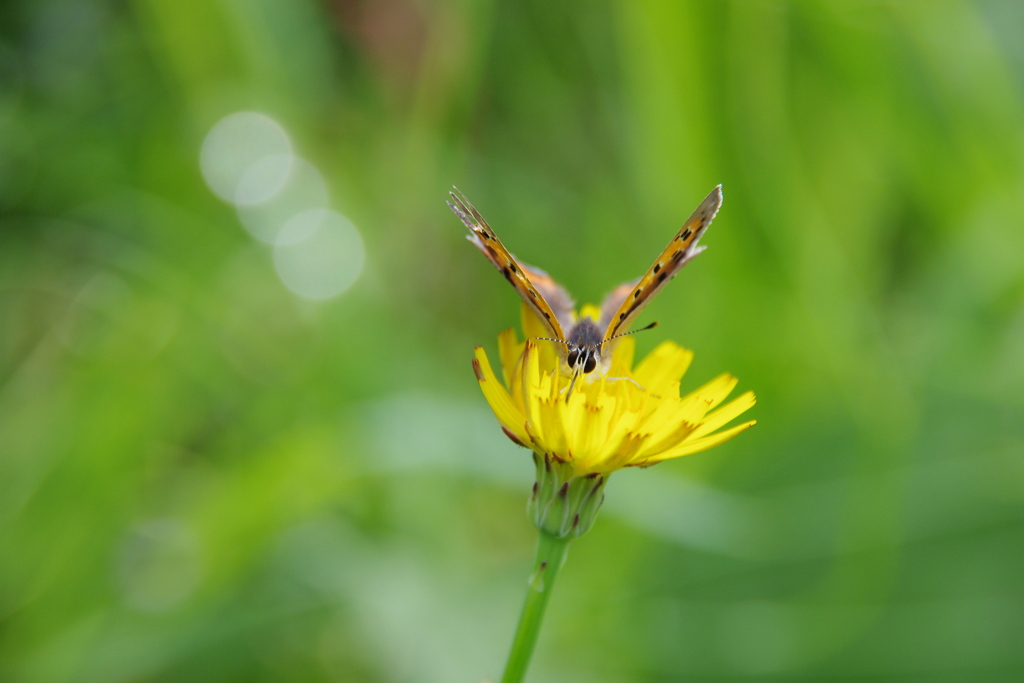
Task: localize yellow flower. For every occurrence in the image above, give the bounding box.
[474,302,756,473]
[472,303,756,537]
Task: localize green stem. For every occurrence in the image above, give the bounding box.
[500,532,572,683]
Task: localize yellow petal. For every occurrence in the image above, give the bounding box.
[638,420,757,464]
[634,392,683,437]
[606,336,635,376]
[567,400,607,470]
[599,428,648,472]
[497,327,523,387]
[473,347,530,446]
[520,302,561,370]
[635,418,696,459]
[539,395,571,457]
[689,391,757,440]
[678,373,739,420]
[634,342,694,396]
[520,342,550,447]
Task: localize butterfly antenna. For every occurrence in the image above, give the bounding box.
[534,336,571,347]
[598,321,659,351]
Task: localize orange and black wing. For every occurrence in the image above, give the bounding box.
[600,185,723,341]
[449,188,575,339]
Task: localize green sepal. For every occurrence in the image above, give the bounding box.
[528,453,608,538]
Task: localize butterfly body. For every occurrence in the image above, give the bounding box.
[449,185,723,390]
[564,315,603,375]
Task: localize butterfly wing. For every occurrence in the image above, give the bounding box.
[600,185,723,342]
[449,188,574,339]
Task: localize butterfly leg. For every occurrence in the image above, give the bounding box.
[564,368,582,402]
[604,376,661,398]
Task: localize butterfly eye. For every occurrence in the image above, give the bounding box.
[583,354,597,374]
[567,349,580,367]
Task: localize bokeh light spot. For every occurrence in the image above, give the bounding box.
[233,152,294,207]
[273,209,365,300]
[200,111,292,205]
[237,157,328,243]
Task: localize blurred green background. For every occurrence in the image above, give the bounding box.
[1,0,1023,681]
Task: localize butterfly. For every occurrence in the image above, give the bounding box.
[449,185,723,398]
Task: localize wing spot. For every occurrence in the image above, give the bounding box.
[528,289,538,298]
[653,263,661,274]
[508,262,519,274]
[633,289,642,299]
[657,272,668,283]
[680,228,692,240]
[619,313,627,321]
[543,312,551,320]
[502,267,514,283]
